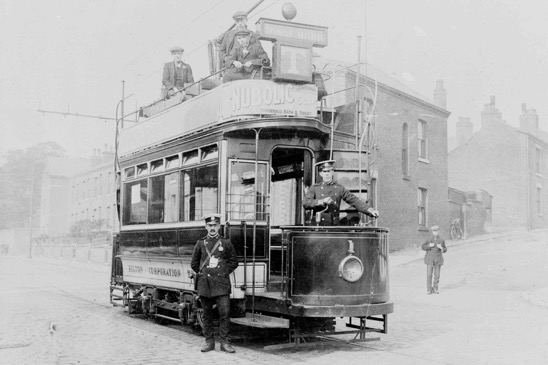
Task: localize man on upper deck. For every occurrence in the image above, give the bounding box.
[162,46,194,99]
[303,160,379,226]
[217,10,259,69]
[222,28,270,83]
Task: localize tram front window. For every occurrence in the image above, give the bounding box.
[228,161,268,221]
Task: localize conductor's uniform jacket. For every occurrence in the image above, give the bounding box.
[191,235,238,298]
[303,181,371,225]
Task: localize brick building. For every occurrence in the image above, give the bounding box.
[449,97,548,231]
[318,60,451,250]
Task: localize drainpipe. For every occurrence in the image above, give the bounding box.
[525,135,531,231]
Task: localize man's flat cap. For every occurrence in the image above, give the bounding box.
[170,46,184,53]
[233,10,248,20]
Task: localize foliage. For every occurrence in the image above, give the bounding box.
[0,142,65,229]
[70,219,109,240]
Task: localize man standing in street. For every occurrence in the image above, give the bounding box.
[422,225,447,294]
[162,46,194,99]
[191,213,238,353]
[303,160,379,226]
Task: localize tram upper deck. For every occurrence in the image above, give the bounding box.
[118,78,326,159]
[118,16,330,159]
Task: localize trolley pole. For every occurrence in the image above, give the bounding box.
[121,81,125,129]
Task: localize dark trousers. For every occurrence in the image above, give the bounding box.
[200,295,231,343]
[223,68,254,83]
[426,264,441,291]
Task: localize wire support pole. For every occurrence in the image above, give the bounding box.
[251,128,262,320]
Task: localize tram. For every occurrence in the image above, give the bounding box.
[110,6,393,346]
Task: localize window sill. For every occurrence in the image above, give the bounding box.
[403,175,410,181]
[418,157,430,164]
[418,226,430,232]
[536,173,543,178]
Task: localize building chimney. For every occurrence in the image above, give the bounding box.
[90,148,101,167]
[480,96,503,130]
[456,117,473,146]
[519,103,539,134]
[433,79,447,109]
[101,145,115,163]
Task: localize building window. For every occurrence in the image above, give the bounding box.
[418,120,427,159]
[106,206,111,228]
[418,188,427,226]
[537,187,542,215]
[369,178,377,210]
[402,123,409,177]
[536,147,542,174]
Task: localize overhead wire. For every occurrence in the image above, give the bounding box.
[96,0,228,86]
[130,0,282,91]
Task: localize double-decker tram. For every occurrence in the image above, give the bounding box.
[110,7,393,347]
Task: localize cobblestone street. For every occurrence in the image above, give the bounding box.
[1,230,547,364]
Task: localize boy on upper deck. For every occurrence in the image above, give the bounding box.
[222,28,270,83]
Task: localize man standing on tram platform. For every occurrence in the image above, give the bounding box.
[223,28,270,83]
[303,160,379,226]
[162,46,194,99]
[191,213,238,353]
[217,10,259,69]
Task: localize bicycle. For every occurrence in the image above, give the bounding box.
[450,218,463,240]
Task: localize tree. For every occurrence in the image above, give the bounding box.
[0,141,65,230]
[70,219,109,242]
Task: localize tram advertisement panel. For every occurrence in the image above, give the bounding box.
[121,257,192,290]
[220,80,317,118]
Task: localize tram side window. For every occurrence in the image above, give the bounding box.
[149,172,179,224]
[180,164,218,221]
[122,179,148,225]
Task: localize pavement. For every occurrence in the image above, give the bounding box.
[389,229,548,310]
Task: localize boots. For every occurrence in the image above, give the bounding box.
[220,342,235,353]
[200,341,215,352]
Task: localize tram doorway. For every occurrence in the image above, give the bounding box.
[270,147,313,226]
[268,147,312,278]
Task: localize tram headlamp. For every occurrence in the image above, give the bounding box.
[338,255,364,282]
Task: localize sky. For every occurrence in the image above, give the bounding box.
[1,0,547,159]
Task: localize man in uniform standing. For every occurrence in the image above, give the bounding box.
[162,46,194,99]
[191,213,238,353]
[303,160,379,226]
[421,225,447,294]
